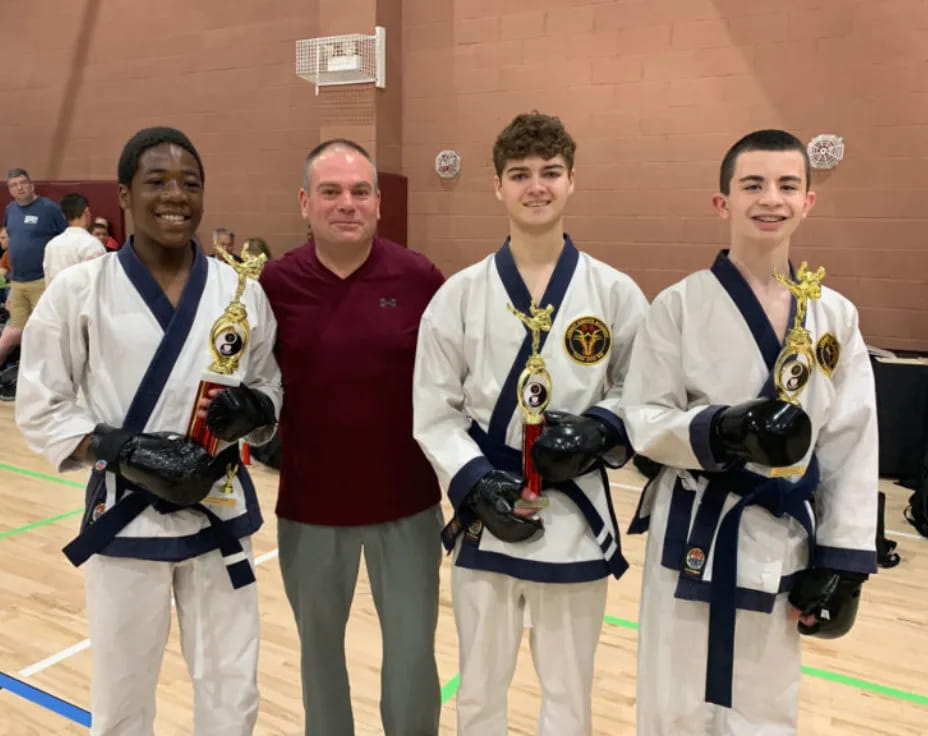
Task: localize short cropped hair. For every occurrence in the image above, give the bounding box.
[117,126,204,188]
[302,138,378,190]
[59,192,90,221]
[719,129,811,195]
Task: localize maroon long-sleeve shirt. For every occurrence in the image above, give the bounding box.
[260,237,443,526]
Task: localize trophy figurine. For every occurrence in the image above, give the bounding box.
[772,262,826,404]
[186,245,268,458]
[507,301,555,510]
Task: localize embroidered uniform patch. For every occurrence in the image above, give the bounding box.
[815,333,840,377]
[564,316,611,365]
[91,503,106,523]
[684,546,706,575]
[464,520,483,543]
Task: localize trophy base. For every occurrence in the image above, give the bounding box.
[744,462,807,478]
[186,373,240,456]
[514,496,549,510]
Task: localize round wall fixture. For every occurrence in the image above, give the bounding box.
[435,149,462,179]
[807,134,845,170]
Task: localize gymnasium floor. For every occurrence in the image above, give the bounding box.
[0,401,926,735]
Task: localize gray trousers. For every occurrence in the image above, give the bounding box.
[278,505,443,736]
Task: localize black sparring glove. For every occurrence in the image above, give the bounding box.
[89,424,228,507]
[206,383,276,443]
[789,568,868,638]
[464,470,544,544]
[531,410,622,483]
[709,398,811,468]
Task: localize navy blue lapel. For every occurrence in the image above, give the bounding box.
[710,250,798,398]
[118,237,175,331]
[118,239,209,432]
[487,235,580,442]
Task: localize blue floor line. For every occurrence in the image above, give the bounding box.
[0,670,91,727]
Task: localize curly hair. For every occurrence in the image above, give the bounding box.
[492,112,577,177]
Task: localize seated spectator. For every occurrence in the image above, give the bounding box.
[242,237,271,260]
[92,216,121,251]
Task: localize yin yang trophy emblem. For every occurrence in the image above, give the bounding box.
[508,301,554,511]
[772,262,826,404]
[186,246,268,458]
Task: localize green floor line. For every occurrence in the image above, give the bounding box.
[604,614,637,630]
[0,508,84,540]
[601,615,928,706]
[440,673,460,703]
[439,615,928,707]
[0,462,84,488]
[799,666,928,705]
[0,462,86,540]
[3,461,926,708]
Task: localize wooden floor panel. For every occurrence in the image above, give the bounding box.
[1,402,926,734]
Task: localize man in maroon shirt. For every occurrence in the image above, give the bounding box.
[260,139,444,736]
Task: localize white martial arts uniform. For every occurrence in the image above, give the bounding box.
[16,241,282,736]
[622,251,878,735]
[413,237,647,736]
[42,225,106,285]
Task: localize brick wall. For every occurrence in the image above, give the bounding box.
[1,1,926,349]
[0,1,319,255]
[402,0,928,351]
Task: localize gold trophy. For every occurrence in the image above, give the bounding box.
[772,262,826,403]
[508,301,554,510]
[758,262,825,478]
[186,246,268,459]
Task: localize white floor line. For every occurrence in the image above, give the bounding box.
[17,640,91,677]
[16,547,280,678]
[254,548,279,566]
[884,528,926,541]
[609,481,643,492]
[608,481,926,543]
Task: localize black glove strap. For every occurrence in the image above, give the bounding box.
[588,414,620,454]
[244,384,277,428]
[89,424,135,465]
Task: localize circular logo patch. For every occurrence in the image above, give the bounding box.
[684,546,706,574]
[564,316,611,365]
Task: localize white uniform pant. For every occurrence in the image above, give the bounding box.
[451,564,608,736]
[636,530,801,735]
[85,540,259,736]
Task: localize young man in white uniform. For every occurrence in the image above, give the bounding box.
[414,112,647,736]
[42,192,106,285]
[16,127,282,736]
[623,129,878,735]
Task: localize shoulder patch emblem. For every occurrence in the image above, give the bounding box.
[815,333,840,377]
[564,316,611,365]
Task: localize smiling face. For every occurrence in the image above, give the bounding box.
[494,154,575,234]
[712,149,815,249]
[118,142,204,251]
[298,147,380,249]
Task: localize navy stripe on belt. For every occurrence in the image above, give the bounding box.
[63,445,255,589]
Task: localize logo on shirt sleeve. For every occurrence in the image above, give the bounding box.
[564,316,611,365]
[815,333,840,377]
